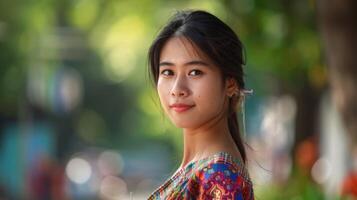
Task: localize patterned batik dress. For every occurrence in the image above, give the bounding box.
[147,151,254,200]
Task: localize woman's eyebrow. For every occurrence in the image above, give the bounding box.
[159,61,174,67]
[159,60,211,67]
[185,60,210,67]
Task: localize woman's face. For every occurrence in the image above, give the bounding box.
[157,36,233,129]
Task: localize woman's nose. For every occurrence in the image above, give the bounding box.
[171,77,189,97]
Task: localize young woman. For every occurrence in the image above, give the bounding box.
[147,10,254,199]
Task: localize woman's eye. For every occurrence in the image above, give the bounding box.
[189,70,203,76]
[160,69,174,76]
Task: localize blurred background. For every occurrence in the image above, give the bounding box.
[0,0,356,199]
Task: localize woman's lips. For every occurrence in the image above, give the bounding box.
[169,104,194,113]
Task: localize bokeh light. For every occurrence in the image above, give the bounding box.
[98,150,124,176]
[100,176,128,200]
[66,157,92,184]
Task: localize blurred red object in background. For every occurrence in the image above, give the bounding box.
[341,171,357,197]
[295,138,318,174]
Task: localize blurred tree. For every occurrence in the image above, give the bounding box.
[222,0,326,161]
[317,0,357,142]
[317,1,357,197]
[0,0,28,120]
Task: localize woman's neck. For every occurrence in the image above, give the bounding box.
[179,116,240,169]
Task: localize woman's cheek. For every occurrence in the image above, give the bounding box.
[201,84,224,111]
[157,81,170,111]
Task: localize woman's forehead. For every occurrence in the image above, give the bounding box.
[160,36,212,63]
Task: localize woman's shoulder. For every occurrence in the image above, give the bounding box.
[193,152,250,179]
[187,151,254,199]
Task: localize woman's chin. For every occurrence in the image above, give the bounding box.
[172,120,198,129]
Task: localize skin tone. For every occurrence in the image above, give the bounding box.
[157,36,242,169]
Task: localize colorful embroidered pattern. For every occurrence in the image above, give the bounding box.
[147,152,254,200]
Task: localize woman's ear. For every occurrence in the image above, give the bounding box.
[225,78,239,97]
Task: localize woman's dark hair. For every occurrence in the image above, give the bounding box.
[148,10,247,163]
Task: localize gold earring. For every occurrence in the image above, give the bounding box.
[228,93,236,98]
[231,90,239,97]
